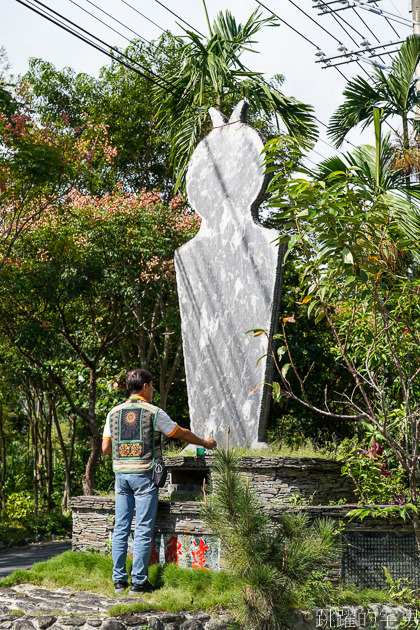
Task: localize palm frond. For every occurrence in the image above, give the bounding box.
[328,35,420,148]
[153,8,317,189]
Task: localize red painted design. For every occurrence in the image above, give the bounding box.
[165,535,182,564]
[150,537,159,565]
[191,538,210,570]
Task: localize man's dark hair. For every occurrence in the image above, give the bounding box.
[126,369,153,396]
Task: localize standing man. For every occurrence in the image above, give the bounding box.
[102,368,217,594]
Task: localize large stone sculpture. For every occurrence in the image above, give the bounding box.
[175,100,284,448]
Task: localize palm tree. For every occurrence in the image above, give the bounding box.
[328,35,420,151]
[154,5,318,190]
[321,109,420,246]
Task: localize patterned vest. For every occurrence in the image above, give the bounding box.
[109,398,162,473]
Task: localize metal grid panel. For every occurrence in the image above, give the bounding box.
[342,531,420,589]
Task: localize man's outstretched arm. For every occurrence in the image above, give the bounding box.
[172,426,217,450]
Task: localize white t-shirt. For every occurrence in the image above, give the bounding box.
[102,399,178,440]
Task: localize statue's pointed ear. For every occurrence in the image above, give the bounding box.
[209,107,228,128]
[229,100,249,124]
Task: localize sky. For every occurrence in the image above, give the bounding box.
[1,0,414,165]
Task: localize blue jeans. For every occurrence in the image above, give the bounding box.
[112,472,159,585]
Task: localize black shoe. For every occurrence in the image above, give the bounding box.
[114,581,129,594]
[129,581,157,594]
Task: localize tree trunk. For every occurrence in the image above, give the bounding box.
[0,402,6,512]
[46,403,54,511]
[50,399,72,512]
[31,417,38,518]
[159,388,168,412]
[403,113,409,152]
[82,367,101,496]
[119,340,130,371]
[411,510,420,557]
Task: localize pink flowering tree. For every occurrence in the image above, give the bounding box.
[0,82,117,270]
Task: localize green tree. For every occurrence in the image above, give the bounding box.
[154,6,318,189]
[328,35,420,150]
[318,115,420,243]
[25,34,182,197]
[0,189,198,494]
[259,129,420,551]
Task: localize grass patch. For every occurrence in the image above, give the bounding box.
[0,551,118,598]
[0,551,239,613]
[1,550,403,615]
[110,564,239,614]
[164,441,336,460]
[333,587,395,606]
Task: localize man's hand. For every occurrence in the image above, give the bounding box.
[173,426,217,449]
[202,439,217,450]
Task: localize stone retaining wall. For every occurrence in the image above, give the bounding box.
[69,457,417,587]
[162,456,356,504]
[69,498,412,580]
[70,499,412,556]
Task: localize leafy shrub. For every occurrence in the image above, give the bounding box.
[337,437,408,505]
[5,492,35,520]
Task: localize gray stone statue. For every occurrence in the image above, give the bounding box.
[175,100,284,448]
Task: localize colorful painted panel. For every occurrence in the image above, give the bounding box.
[123,532,220,571]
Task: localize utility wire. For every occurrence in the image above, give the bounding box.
[347,6,389,64]
[311,147,329,159]
[153,0,343,156]
[372,1,401,37]
[317,0,364,47]
[351,7,381,42]
[59,0,181,91]
[17,0,178,93]
[118,0,166,33]
[349,1,413,28]
[254,0,357,146]
[255,0,318,48]
[152,0,205,37]
[17,0,151,80]
[22,0,357,157]
[66,0,148,43]
[153,0,347,157]
[82,0,150,42]
[285,0,342,44]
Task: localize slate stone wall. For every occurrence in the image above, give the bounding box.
[70,457,415,585]
[163,455,357,505]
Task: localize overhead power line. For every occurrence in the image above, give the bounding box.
[19,0,357,157]
[254,0,357,146]
[66,0,148,44]
[118,0,165,33]
[316,0,365,46]
[152,0,205,37]
[16,0,178,94]
[371,1,401,38]
[316,0,414,28]
[284,0,342,44]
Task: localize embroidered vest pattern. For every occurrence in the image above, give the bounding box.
[109,399,162,473]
